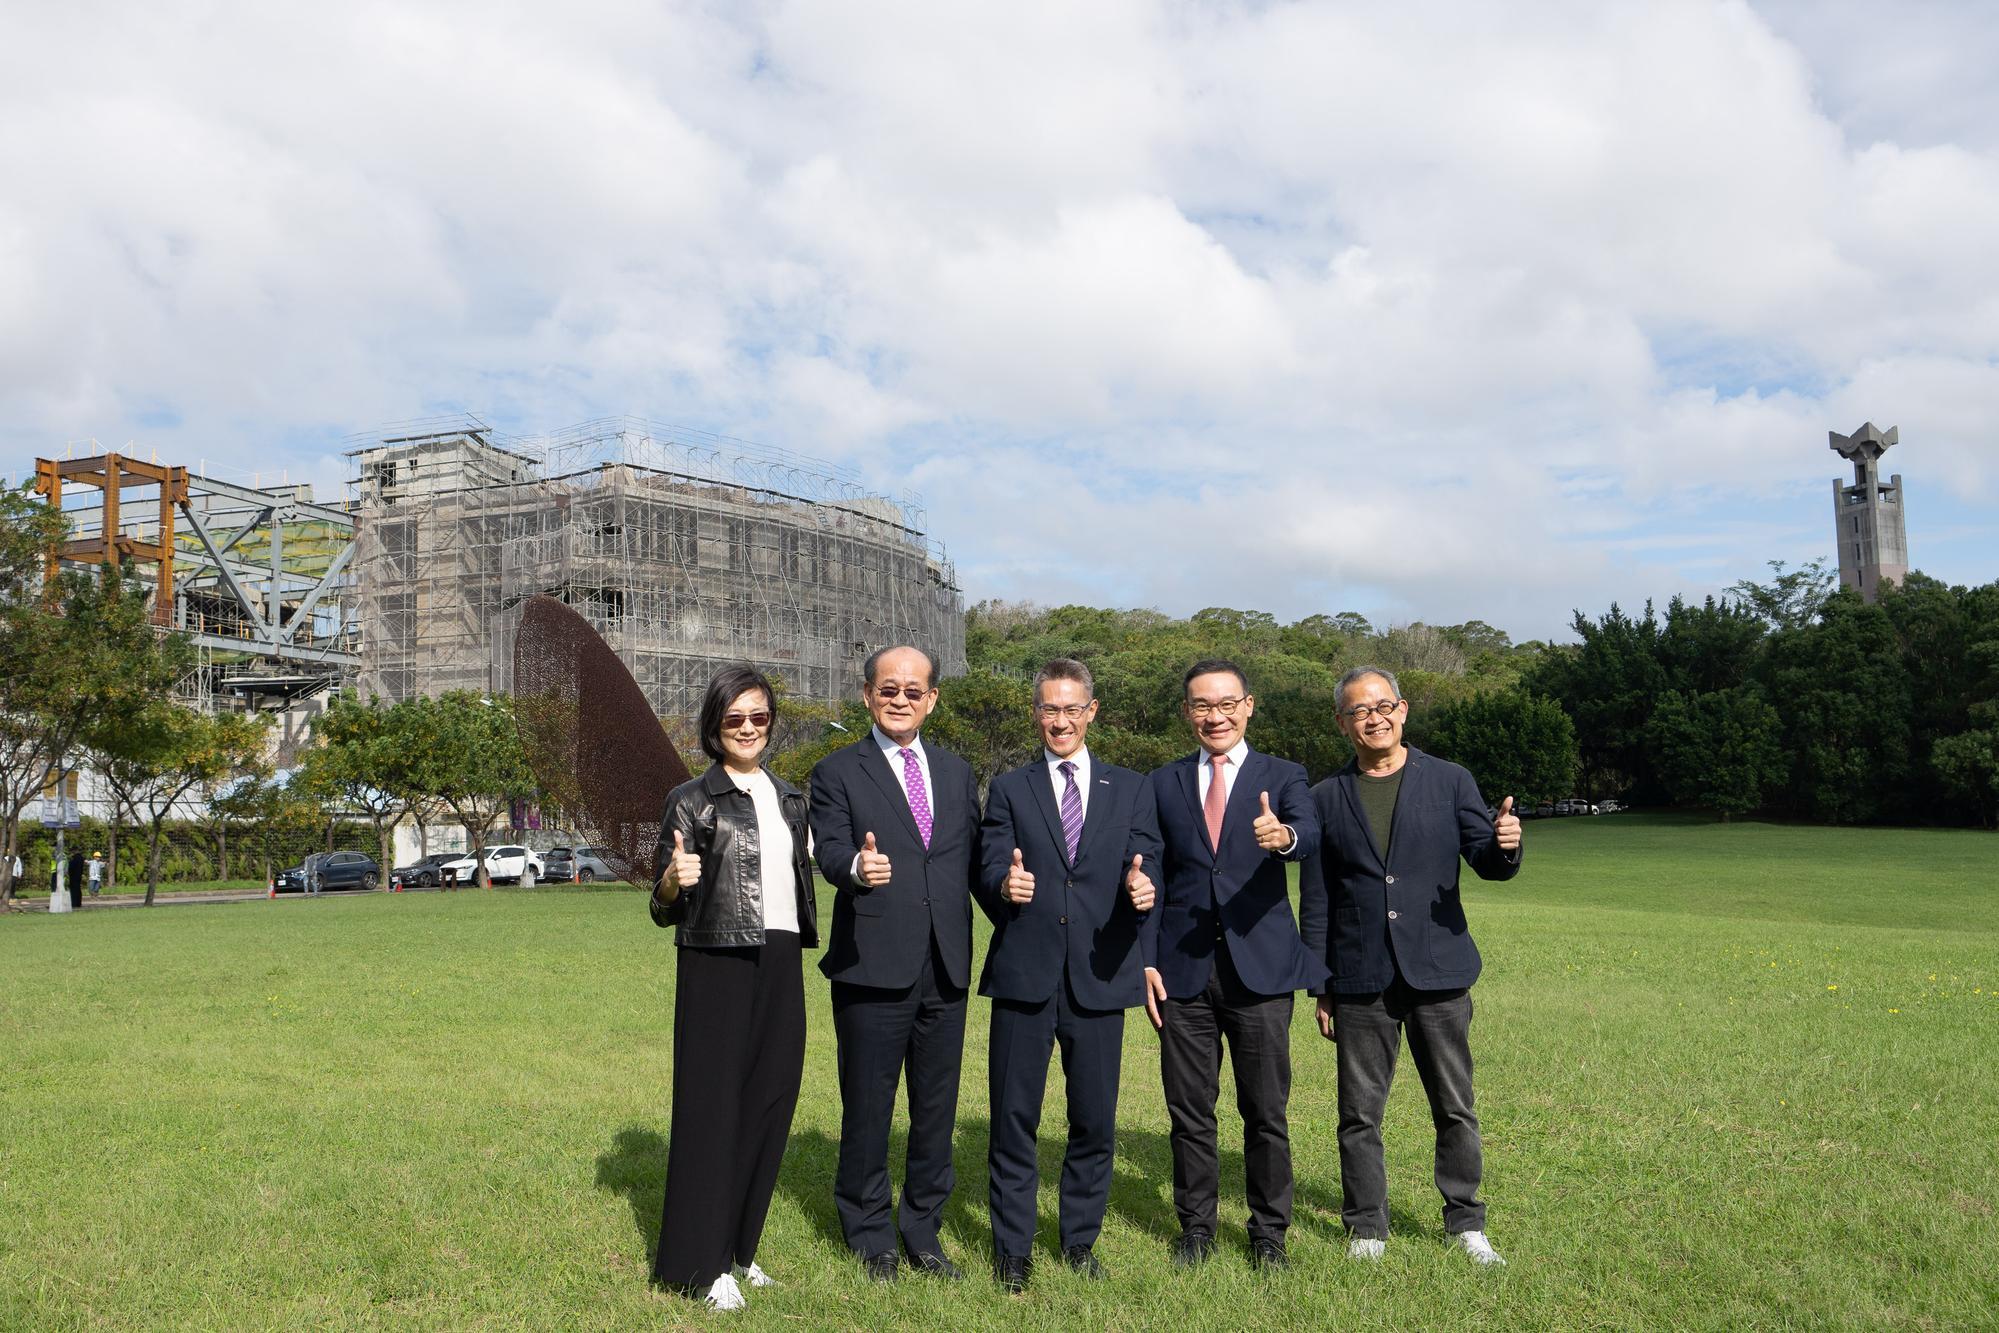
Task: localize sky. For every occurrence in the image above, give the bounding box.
[2,0,1994,642]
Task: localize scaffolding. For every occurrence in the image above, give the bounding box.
[349,416,965,718]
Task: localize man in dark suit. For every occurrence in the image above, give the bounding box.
[1299,665,1522,1267]
[1143,659,1324,1270]
[977,658,1162,1292]
[811,645,982,1282]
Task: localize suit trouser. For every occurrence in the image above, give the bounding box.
[1330,978,1484,1239]
[830,935,968,1258]
[987,977,1124,1257]
[1159,940,1295,1242]
[653,933,805,1289]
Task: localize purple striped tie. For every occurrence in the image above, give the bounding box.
[1058,761,1083,862]
[901,748,932,848]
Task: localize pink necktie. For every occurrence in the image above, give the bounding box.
[902,748,933,848]
[1204,754,1228,849]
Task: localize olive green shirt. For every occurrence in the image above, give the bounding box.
[1356,766,1404,863]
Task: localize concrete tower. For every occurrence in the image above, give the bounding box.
[1828,422,1908,602]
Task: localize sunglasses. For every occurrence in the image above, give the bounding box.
[874,685,933,702]
[723,711,773,730]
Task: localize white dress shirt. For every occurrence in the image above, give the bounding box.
[1196,739,1297,853]
[850,726,933,877]
[1044,746,1093,821]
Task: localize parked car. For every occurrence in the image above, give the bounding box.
[544,845,618,882]
[440,845,545,886]
[275,850,380,893]
[1555,799,1599,816]
[1597,799,1624,814]
[390,852,459,889]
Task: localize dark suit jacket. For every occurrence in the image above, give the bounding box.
[812,735,980,990]
[977,753,1163,1011]
[1144,748,1327,998]
[1298,746,1520,993]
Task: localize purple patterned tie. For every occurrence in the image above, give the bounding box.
[1058,760,1083,862]
[901,748,932,848]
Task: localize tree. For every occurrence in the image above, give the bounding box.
[1520,602,1666,802]
[1932,728,1999,829]
[1424,691,1578,806]
[1728,558,1835,631]
[214,773,323,888]
[297,692,426,884]
[1757,589,1912,824]
[90,703,269,904]
[0,490,180,907]
[1645,687,1786,821]
[924,670,1038,799]
[403,691,535,887]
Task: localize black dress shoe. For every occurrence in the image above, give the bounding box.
[1248,1236,1289,1271]
[907,1249,963,1280]
[1062,1245,1106,1279]
[1171,1229,1216,1267]
[862,1251,900,1283]
[994,1253,1032,1294]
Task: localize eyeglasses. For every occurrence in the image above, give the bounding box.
[1034,703,1092,721]
[874,685,934,702]
[1340,700,1403,722]
[722,711,772,730]
[1187,696,1248,719]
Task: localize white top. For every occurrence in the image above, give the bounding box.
[88,859,103,884]
[1043,746,1093,821]
[849,726,933,876]
[1196,738,1250,804]
[729,767,800,934]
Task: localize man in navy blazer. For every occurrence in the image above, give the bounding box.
[1298,666,1522,1268]
[977,658,1162,1292]
[1143,659,1325,1270]
[811,646,981,1282]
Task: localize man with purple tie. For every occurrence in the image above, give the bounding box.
[976,658,1163,1292]
[811,646,982,1282]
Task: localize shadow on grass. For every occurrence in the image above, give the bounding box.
[594,1124,665,1259]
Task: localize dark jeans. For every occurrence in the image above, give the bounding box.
[830,936,968,1259]
[1330,978,1484,1238]
[1159,941,1294,1242]
[653,933,806,1289]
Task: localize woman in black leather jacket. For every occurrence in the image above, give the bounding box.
[647,663,818,1311]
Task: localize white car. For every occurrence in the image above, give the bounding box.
[1555,799,1599,816]
[440,844,545,885]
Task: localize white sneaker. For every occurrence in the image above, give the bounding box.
[1347,1237,1386,1261]
[735,1261,776,1288]
[1453,1230,1506,1266]
[702,1273,747,1311]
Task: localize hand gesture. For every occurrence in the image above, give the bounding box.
[660,830,701,901]
[857,830,893,887]
[1494,796,1521,852]
[1143,966,1167,1031]
[1251,790,1292,852]
[1004,848,1035,905]
[1124,853,1155,911]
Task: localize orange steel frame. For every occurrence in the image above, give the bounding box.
[32,453,190,625]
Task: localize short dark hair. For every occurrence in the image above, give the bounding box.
[1183,658,1249,696]
[1032,657,1094,700]
[698,663,778,765]
[863,644,941,690]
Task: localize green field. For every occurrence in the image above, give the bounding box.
[3,816,1994,1330]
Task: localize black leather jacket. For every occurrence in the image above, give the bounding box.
[649,762,819,949]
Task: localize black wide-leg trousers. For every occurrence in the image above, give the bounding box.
[653,932,805,1289]
[1159,942,1296,1243]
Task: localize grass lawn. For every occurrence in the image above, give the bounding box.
[2,815,1994,1330]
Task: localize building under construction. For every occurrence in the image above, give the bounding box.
[349,417,965,717]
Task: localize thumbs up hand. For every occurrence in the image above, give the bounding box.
[1494,796,1522,852]
[1251,790,1293,852]
[857,830,893,887]
[1125,853,1155,911]
[1004,847,1035,905]
[660,829,702,900]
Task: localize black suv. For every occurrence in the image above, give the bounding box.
[544,846,618,882]
[275,851,380,893]
[390,852,458,889]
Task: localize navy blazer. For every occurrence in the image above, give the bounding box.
[977,753,1163,1011]
[812,735,981,990]
[1144,748,1328,998]
[1298,746,1520,994]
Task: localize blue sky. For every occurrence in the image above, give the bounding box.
[2,1,1993,641]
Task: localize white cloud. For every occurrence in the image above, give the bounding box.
[2,0,1994,638]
